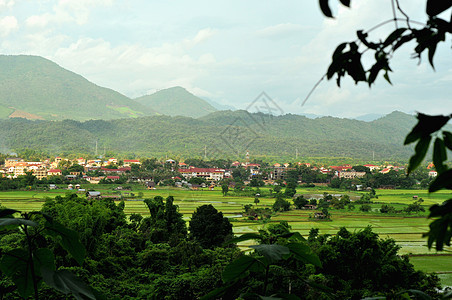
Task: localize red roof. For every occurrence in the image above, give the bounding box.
[101,167,131,172]
[106,176,120,180]
[178,162,187,165]
[179,168,224,173]
[364,164,377,167]
[48,169,62,173]
[124,159,140,163]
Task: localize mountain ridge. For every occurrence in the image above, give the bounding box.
[135,86,217,118]
[0,55,157,121]
[0,110,419,160]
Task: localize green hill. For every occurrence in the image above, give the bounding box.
[0,110,419,160]
[0,55,155,121]
[135,86,217,118]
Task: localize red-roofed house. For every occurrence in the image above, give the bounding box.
[178,162,188,169]
[123,159,141,167]
[179,168,225,181]
[379,168,391,174]
[363,164,379,171]
[101,167,131,174]
[106,176,120,181]
[48,169,62,176]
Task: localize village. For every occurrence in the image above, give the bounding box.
[0,155,438,190]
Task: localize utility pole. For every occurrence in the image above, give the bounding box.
[95,140,98,156]
[204,145,207,160]
[296,148,299,160]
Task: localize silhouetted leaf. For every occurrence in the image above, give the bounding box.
[357,30,378,49]
[429,169,452,192]
[404,113,450,144]
[383,28,407,47]
[339,0,350,7]
[250,244,290,264]
[383,71,392,84]
[286,243,322,267]
[0,209,19,218]
[426,0,452,17]
[222,255,261,282]
[443,131,452,150]
[393,34,415,51]
[428,42,438,69]
[428,199,452,218]
[424,217,451,251]
[407,136,431,174]
[44,220,85,265]
[433,138,447,173]
[41,269,95,300]
[319,0,333,18]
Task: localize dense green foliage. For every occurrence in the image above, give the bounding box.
[0,110,422,159]
[0,55,155,121]
[189,204,233,249]
[135,86,217,118]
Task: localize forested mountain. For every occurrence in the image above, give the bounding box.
[0,110,419,160]
[135,86,217,118]
[0,55,156,121]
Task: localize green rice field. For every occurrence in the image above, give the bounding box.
[1,185,451,285]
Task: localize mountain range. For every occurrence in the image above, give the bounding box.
[0,55,423,160]
[0,110,418,160]
[0,55,217,120]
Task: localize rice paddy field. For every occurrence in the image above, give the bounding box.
[1,185,451,286]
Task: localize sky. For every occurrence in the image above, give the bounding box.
[0,0,450,118]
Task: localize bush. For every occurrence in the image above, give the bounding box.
[272,197,291,212]
[360,204,372,212]
[380,204,396,214]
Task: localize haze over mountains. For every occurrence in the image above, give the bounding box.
[0,55,218,120]
[0,54,421,160]
[135,86,217,118]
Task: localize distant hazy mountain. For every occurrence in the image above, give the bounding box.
[354,113,385,122]
[0,110,421,160]
[0,55,155,121]
[202,97,236,111]
[298,113,323,119]
[135,87,217,118]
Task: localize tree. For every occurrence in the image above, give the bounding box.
[293,195,308,209]
[272,195,291,212]
[360,204,372,212]
[317,0,452,250]
[254,197,260,206]
[309,226,440,298]
[189,204,233,249]
[221,184,229,196]
[141,196,186,243]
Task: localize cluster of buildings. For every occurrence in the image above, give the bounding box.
[0,156,141,182]
[1,154,435,185]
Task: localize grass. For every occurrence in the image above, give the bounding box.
[1,185,451,285]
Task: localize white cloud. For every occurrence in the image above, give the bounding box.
[51,29,219,97]
[0,16,18,37]
[257,23,307,39]
[25,0,113,28]
[184,28,217,47]
[0,0,15,10]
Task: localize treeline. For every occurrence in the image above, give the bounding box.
[0,194,441,299]
[0,110,417,159]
